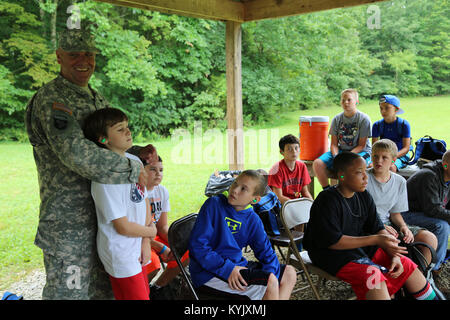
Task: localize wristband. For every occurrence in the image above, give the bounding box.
[159,245,167,255]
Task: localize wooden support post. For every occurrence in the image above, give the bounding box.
[226,21,244,171]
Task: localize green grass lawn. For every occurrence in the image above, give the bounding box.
[1,95,449,290]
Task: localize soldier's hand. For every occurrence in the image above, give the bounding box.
[138,164,148,188]
[139,144,158,164]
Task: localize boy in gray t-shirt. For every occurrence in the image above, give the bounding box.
[366,139,437,265]
[313,88,372,189]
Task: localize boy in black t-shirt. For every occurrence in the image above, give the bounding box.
[303,152,438,300]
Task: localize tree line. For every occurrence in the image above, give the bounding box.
[0,0,448,141]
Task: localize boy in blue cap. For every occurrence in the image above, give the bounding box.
[371,94,413,172]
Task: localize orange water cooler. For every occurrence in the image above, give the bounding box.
[299,116,329,160]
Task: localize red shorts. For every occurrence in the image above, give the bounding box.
[142,235,189,275]
[336,248,417,300]
[109,267,149,300]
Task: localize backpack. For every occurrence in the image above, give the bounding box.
[252,191,284,236]
[204,170,241,197]
[408,135,447,165]
[395,241,447,300]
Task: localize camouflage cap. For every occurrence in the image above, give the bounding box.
[58,29,99,53]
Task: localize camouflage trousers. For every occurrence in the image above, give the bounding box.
[41,239,114,300]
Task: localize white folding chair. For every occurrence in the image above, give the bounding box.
[280,198,346,300]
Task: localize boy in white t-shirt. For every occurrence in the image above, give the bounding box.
[366,139,437,265]
[83,108,157,300]
[141,156,189,299]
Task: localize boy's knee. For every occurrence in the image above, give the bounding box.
[266,273,279,291]
[417,230,438,249]
[313,158,323,168]
[283,265,297,283]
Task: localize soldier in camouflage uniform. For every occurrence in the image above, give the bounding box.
[25,29,154,300]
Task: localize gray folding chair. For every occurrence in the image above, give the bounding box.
[167,213,199,300]
[280,198,345,300]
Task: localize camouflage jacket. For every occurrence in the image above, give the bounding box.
[25,75,141,255]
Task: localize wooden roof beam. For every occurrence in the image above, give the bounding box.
[95,0,245,22]
[243,0,387,22]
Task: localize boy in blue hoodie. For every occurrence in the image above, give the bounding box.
[189,170,297,300]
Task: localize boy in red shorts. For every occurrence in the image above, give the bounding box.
[303,151,439,300]
[84,108,157,300]
[142,156,189,299]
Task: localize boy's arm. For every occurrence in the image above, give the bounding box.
[350,136,368,154]
[397,137,411,158]
[249,218,280,278]
[390,212,414,243]
[414,174,450,223]
[188,199,236,280]
[271,187,290,204]
[329,232,407,257]
[351,114,371,154]
[33,93,141,185]
[330,135,339,156]
[113,216,156,238]
[301,185,313,199]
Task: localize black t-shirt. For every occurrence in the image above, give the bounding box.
[303,187,384,276]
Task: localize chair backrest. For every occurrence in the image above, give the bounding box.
[281,198,313,229]
[168,212,199,300]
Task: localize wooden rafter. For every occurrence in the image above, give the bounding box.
[94,0,387,22]
[243,0,387,22]
[95,0,245,22]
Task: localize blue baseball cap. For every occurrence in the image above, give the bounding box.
[379,95,404,115]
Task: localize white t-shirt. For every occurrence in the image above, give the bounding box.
[91,153,148,278]
[366,168,409,224]
[147,185,170,223]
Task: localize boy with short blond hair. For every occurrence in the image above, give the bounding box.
[268,134,312,204]
[189,170,297,300]
[313,88,372,189]
[372,95,412,172]
[366,139,437,265]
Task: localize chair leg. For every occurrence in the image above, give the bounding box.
[276,245,286,263]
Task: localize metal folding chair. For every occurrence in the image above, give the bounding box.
[167,212,199,300]
[280,198,346,300]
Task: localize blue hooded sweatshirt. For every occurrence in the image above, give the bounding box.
[188,194,280,288]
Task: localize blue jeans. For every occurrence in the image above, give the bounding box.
[401,211,450,270]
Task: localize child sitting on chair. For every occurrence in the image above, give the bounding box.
[313,88,372,189]
[303,152,439,300]
[371,95,413,172]
[268,134,312,205]
[366,139,437,265]
[189,170,297,300]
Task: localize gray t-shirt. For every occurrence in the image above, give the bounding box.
[366,168,409,224]
[330,111,372,153]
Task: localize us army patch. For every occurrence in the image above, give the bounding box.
[51,105,74,134]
